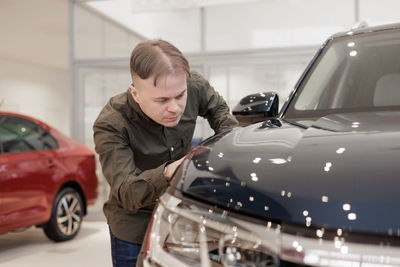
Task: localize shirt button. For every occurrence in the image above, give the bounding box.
[170,147,174,152]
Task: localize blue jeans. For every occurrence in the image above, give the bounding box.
[109,228,142,267]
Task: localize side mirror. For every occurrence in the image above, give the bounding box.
[232,92,279,125]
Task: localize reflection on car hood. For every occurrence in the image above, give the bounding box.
[177,111,400,235]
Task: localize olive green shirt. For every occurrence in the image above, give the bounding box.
[93,71,238,243]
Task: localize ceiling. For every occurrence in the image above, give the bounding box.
[128,0,266,12]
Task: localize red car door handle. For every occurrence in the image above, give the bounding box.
[47,159,56,168]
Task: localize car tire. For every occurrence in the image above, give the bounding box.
[44,187,84,242]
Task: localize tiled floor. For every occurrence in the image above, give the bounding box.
[0,198,112,267]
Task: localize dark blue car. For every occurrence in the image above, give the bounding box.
[142,23,400,267]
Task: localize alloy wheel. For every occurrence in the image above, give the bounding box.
[56,192,82,236]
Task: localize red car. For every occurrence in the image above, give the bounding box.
[0,112,98,242]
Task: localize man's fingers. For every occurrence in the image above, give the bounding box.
[165,156,187,179]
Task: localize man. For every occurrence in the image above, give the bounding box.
[93,39,238,267]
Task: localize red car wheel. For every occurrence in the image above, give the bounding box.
[44,187,84,242]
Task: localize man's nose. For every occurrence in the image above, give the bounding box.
[166,100,179,113]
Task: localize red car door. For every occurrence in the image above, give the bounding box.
[0,115,60,233]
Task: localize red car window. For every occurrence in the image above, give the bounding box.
[0,115,58,154]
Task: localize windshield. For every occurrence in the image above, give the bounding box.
[285,28,400,123]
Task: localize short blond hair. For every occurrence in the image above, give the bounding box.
[130,39,190,86]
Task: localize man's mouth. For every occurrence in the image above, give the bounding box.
[165,116,179,122]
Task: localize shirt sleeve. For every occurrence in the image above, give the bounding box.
[191,71,239,133]
[93,115,169,211]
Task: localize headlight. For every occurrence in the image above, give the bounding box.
[144,192,400,267]
[145,193,279,267]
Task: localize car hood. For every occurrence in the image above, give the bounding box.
[175,111,400,235]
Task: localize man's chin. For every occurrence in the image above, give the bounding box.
[161,118,180,127]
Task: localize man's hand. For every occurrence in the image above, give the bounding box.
[164,156,186,179]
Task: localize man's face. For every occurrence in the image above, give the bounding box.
[129,73,187,127]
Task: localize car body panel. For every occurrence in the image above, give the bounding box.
[177,110,400,235]
[0,149,60,230]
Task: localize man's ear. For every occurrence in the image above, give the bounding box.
[129,85,140,103]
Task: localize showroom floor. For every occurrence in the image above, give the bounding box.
[0,195,112,267]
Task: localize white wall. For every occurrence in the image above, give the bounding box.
[75,4,146,59]
[128,9,201,53]
[0,58,70,134]
[360,0,400,24]
[205,0,354,51]
[0,0,69,70]
[0,0,70,136]
[87,0,201,53]
[88,0,400,53]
